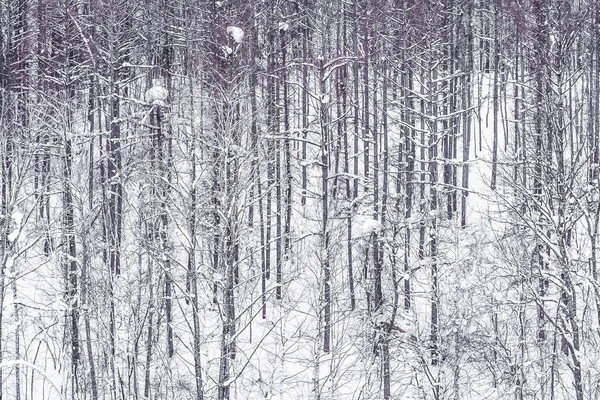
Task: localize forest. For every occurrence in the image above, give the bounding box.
[1,0,600,399]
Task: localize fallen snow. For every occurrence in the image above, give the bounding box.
[227,26,244,43]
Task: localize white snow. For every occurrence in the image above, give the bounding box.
[5,256,14,270]
[360,219,381,236]
[278,22,289,31]
[221,45,233,56]
[227,26,244,43]
[12,212,23,225]
[145,85,169,106]
[8,229,19,243]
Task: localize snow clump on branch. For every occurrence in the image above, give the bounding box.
[145,85,169,107]
[360,219,381,236]
[221,45,233,56]
[227,26,244,43]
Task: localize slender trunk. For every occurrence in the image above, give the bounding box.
[461,2,473,228]
[352,0,360,200]
[301,0,310,206]
[84,70,99,399]
[107,64,122,400]
[64,135,80,398]
[362,4,370,194]
[429,63,439,367]
[161,32,175,360]
[372,57,382,312]
[0,115,12,400]
[490,0,500,190]
[339,2,355,310]
[0,152,7,400]
[157,104,174,359]
[404,60,414,309]
[81,227,98,400]
[187,52,204,400]
[258,173,267,319]
[281,26,292,300]
[319,57,331,354]
[143,256,154,400]
[265,8,277,281]
[276,79,283,300]
[381,46,392,400]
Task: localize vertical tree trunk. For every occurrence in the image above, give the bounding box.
[490,0,500,190]
[338,0,355,310]
[352,0,360,201]
[403,58,414,310]
[301,0,310,206]
[157,103,174,359]
[0,92,11,400]
[281,25,292,301]
[381,43,392,400]
[460,2,473,228]
[160,13,175,360]
[362,1,370,194]
[319,57,331,354]
[143,255,154,400]
[105,58,123,400]
[84,39,99,398]
[258,173,267,319]
[429,60,439,369]
[81,230,98,400]
[532,0,548,345]
[372,54,382,312]
[185,17,204,395]
[265,2,277,282]
[63,135,80,399]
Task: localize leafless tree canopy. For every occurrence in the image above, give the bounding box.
[1,0,599,399]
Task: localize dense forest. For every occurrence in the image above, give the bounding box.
[1,0,600,399]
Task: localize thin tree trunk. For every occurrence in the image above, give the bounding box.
[372,55,382,312]
[281,25,292,301]
[362,3,370,194]
[81,223,98,400]
[339,1,355,310]
[186,38,204,399]
[352,0,360,200]
[319,57,331,354]
[461,1,473,228]
[403,58,414,309]
[0,99,12,400]
[381,42,392,400]
[301,0,310,206]
[63,135,80,398]
[429,63,439,367]
[490,0,500,190]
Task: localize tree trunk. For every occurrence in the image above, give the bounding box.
[319,57,332,354]
[63,135,80,398]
